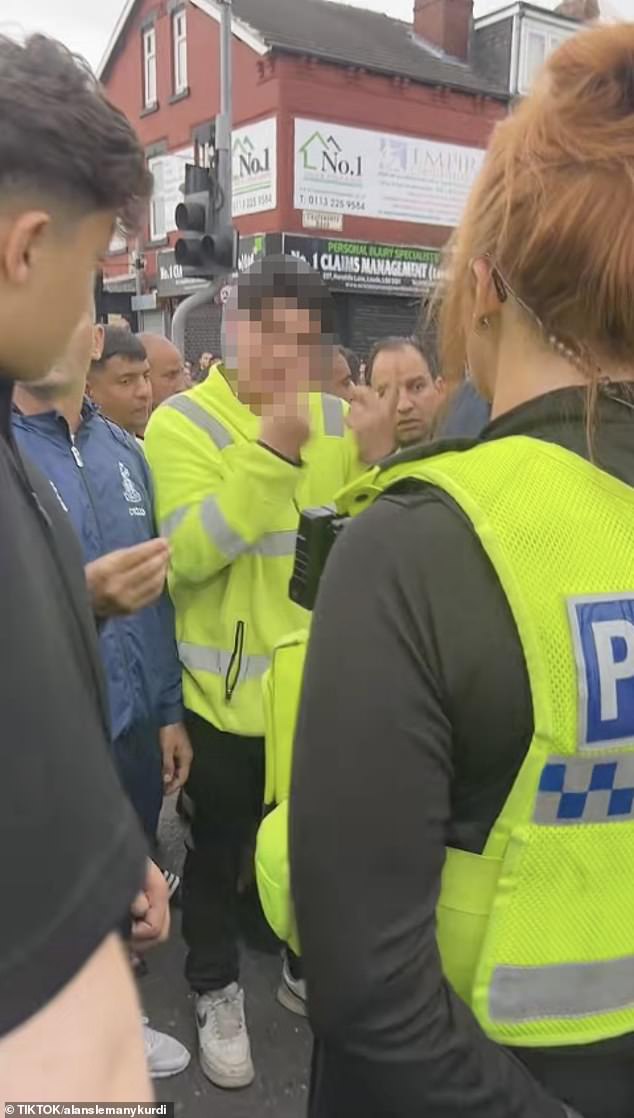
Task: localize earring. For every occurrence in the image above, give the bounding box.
[478,316,490,331]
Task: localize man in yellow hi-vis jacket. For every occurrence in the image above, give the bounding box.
[144,255,395,1089]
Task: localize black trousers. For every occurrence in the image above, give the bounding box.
[182,709,271,993]
[308,1039,634,1118]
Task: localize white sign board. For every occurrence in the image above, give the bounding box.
[302,210,343,232]
[232,117,277,217]
[149,147,194,240]
[294,118,484,228]
[108,228,128,254]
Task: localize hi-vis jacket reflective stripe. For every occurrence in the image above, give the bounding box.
[144,367,361,737]
[256,435,634,1048]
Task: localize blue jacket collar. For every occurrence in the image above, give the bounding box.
[13,395,99,434]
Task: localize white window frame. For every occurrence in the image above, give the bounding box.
[518,21,575,95]
[142,26,157,108]
[148,154,166,242]
[172,9,188,95]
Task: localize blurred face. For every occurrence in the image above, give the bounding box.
[371,344,443,446]
[0,204,114,382]
[144,337,187,409]
[332,350,355,402]
[88,354,152,436]
[199,352,213,371]
[235,298,328,410]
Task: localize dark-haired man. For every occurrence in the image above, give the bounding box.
[145,255,396,1088]
[0,31,158,1100]
[13,302,192,1079]
[88,326,152,436]
[368,336,445,447]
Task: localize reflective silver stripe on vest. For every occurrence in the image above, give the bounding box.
[200,496,249,560]
[252,530,298,557]
[490,957,634,1023]
[178,641,269,683]
[534,753,634,825]
[322,394,345,437]
[166,394,233,449]
[161,501,296,559]
[160,506,188,538]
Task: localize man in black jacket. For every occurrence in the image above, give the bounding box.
[0,32,168,1099]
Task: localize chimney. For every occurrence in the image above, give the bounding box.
[556,0,600,20]
[413,0,472,61]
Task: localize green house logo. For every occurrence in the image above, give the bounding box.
[233,134,270,178]
[299,130,362,178]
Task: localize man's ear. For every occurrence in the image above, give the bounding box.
[0,211,52,285]
[91,325,105,362]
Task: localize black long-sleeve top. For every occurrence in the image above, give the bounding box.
[291,385,634,1118]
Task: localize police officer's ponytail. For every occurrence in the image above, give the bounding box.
[438,24,634,427]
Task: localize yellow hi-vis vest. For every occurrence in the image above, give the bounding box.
[256,434,634,1048]
[144,367,361,737]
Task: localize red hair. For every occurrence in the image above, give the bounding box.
[439,25,634,382]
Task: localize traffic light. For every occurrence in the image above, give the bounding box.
[174,163,238,278]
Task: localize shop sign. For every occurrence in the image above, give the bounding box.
[294,118,484,228]
[283,235,442,295]
[232,118,277,217]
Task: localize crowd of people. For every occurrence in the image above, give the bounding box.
[3,18,634,1118]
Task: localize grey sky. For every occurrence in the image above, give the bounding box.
[1,0,633,70]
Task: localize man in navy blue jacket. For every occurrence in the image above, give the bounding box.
[13,309,193,841]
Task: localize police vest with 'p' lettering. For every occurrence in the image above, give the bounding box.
[256,434,634,1051]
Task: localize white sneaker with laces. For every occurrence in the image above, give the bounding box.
[196,984,254,1089]
[276,955,308,1017]
[142,1017,191,1079]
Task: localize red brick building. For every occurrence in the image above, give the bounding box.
[100,0,508,355]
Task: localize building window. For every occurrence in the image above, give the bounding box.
[524,30,547,86]
[172,10,188,95]
[142,26,157,108]
[518,24,574,94]
[148,155,166,241]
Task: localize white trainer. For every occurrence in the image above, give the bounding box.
[196,984,254,1089]
[142,1018,191,1079]
[276,955,308,1018]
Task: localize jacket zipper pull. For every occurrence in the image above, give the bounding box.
[70,437,84,468]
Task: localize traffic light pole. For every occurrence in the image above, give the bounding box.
[171,0,233,353]
[171,279,222,356]
[218,0,233,222]
[133,240,145,331]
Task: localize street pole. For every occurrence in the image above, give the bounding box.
[217,0,233,224]
[171,0,233,351]
[171,281,222,356]
[133,239,145,331]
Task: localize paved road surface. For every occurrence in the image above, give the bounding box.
[142,798,311,1118]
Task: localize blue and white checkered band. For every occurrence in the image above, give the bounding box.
[535,755,634,825]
